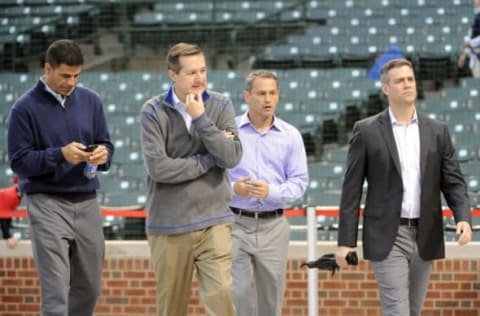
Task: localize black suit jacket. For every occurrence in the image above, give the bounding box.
[338,109,471,261]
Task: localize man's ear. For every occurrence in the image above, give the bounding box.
[44,63,52,75]
[168,69,176,82]
[243,90,250,104]
[381,82,389,96]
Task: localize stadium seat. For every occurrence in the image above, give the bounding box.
[451,133,477,162]
[112,147,142,165]
[327,177,344,191]
[445,110,480,127]
[153,2,212,12]
[323,147,349,163]
[0,165,14,188]
[469,193,480,209]
[460,77,480,90]
[133,12,166,25]
[308,162,345,179]
[306,176,329,194]
[102,191,146,208]
[305,191,342,208]
[279,9,303,22]
[460,161,480,178]
[301,100,345,119]
[415,51,454,88]
[98,174,138,193]
[466,176,480,193]
[116,163,146,179]
[280,112,320,136]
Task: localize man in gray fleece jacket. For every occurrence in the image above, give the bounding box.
[140,42,242,316]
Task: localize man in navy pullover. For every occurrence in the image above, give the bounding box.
[7,39,114,316]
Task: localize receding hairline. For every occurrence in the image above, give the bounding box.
[244,70,278,91]
[166,43,204,72]
[380,58,413,83]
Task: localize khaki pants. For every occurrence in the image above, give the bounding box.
[148,223,235,316]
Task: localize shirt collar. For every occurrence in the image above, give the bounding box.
[388,106,418,126]
[164,85,210,107]
[40,76,68,107]
[475,7,480,14]
[171,88,185,111]
[238,111,282,131]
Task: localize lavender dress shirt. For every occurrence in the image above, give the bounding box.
[228,112,309,212]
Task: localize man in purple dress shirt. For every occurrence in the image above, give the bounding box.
[228,70,309,316]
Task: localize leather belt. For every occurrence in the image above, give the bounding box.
[231,207,283,219]
[399,218,419,227]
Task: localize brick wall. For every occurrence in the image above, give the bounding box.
[1,242,479,316]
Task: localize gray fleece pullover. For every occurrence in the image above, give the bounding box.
[140,87,242,234]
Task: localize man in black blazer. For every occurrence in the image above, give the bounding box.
[335,58,472,316]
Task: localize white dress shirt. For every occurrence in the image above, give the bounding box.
[171,90,192,132]
[389,107,421,219]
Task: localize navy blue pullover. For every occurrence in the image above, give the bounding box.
[7,80,114,194]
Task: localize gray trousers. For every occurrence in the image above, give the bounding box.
[232,215,290,316]
[371,226,432,316]
[27,193,105,316]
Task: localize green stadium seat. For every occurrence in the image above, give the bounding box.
[466,176,480,193]
[0,165,14,188]
[133,12,166,25]
[460,161,480,177]
[98,174,138,193]
[308,162,345,179]
[116,163,146,179]
[323,147,349,163]
[469,193,479,209]
[153,2,212,12]
[460,77,480,90]
[306,176,329,194]
[327,177,344,191]
[451,132,477,162]
[112,147,142,165]
[102,191,146,208]
[445,110,480,127]
[280,112,319,134]
[279,9,303,22]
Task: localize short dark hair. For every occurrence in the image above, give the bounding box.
[380,58,414,83]
[45,39,83,68]
[166,42,203,73]
[244,69,278,92]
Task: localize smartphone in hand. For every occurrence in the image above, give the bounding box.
[84,144,98,152]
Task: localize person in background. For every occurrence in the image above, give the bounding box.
[367,44,404,80]
[336,58,472,316]
[7,39,114,316]
[140,42,242,316]
[458,0,480,78]
[0,175,22,249]
[0,218,17,248]
[228,70,309,316]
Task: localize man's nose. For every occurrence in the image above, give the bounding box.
[66,76,76,86]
